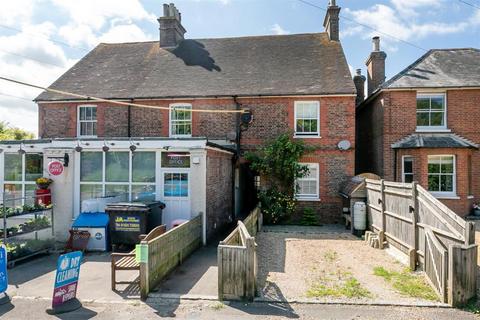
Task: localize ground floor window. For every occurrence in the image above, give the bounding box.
[296,163,319,200]
[428,155,455,195]
[80,151,156,203]
[402,156,414,183]
[3,153,43,206]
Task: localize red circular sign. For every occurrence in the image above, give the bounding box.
[48,161,64,176]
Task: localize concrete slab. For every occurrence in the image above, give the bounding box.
[7,252,140,302]
[153,244,218,297]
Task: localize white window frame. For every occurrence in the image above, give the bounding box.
[79,150,157,203]
[402,155,414,183]
[416,93,448,132]
[427,155,457,198]
[169,103,192,138]
[161,169,190,200]
[77,105,97,138]
[296,163,320,201]
[2,152,43,206]
[294,101,320,138]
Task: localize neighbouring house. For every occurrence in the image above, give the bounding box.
[0,0,356,242]
[356,37,480,217]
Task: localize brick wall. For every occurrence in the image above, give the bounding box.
[359,89,480,217]
[206,149,233,240]
[39,95,356,224]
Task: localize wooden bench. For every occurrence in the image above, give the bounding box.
[111,225,166,291]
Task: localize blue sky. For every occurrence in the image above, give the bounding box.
[0,0,479,134]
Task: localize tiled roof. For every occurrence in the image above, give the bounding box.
[382,48,480,89]
[392,133,479,149]
[36,33,356,101]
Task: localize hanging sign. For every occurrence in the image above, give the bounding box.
[161,152,190,168]
[48,160,64,176]
[52,251,83,308]
[0,245,8,294]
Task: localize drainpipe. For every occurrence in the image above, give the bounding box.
[233,96,241,158]
[233,96,241,219]
[127,99,133,138]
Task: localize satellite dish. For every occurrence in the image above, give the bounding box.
[338,140,351,150]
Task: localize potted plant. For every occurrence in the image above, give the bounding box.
[36,177,53,190]
[35,177,53,206]
[473,203,480,216]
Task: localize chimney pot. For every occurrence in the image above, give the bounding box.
[372,36,380,51]
[356,69,362,76]
[330,0,336,5]
[353,68,366,106]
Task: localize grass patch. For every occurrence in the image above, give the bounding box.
[373,266,439,301]
[323,250,338,262]
[463,298,480,315]
[307,277,371,299]
[210,302,225,311]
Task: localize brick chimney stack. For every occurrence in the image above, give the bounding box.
[158,3,186,48]
[353,69,366,106]
[323,0,341,41]
[365,36,387,95]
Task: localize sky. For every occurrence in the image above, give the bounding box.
[0,0,479,135]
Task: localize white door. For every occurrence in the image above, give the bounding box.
[160,170,191,229]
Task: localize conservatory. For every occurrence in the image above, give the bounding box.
[0,138,234,243]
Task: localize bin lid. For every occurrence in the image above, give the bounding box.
[106,201,165,211]
[72,213,109,228]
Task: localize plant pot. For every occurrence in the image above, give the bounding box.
[474,209,480,216]
[35,188,51,206]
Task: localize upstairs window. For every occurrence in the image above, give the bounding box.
[428,155,455,195]
[169,104,192,137]
[416,94,446,130]
[78,105,97,137]
[294,101,320,137]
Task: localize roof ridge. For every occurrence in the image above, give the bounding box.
[99,32,328,46]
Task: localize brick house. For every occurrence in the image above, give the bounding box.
[0,0,356,242]
[356,37,480,217]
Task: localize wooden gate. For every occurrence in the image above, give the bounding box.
[424,229,448,302]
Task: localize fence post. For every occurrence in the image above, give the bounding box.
[448,244,478,306]
[410,181,418,270]
[245,237,256,300]
[464,221,475,245]
[378,179,386,249]
[217,245,224,300]
[139,241,149,301]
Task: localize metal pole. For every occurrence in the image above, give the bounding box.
[2,200,6,244]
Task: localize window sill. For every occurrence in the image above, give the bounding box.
[468,195,475,199]
[296,197,321,202]
[293,135,321,139]
[430,193,460,200]
[415,128,451,133]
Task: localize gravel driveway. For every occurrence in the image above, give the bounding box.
[256,225,443,305]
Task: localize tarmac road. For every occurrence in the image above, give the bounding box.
[0,296,476,320]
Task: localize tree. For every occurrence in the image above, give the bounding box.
[0,121,34,140]
[245,133,311,224]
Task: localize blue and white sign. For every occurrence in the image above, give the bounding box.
[0,245,7,294]
[52,251,82,307]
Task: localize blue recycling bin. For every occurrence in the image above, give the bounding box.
[72,213,110,251]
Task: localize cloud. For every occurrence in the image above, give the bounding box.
[343,3,472,48]
[0,0,37,27]
[271,23,289,35]
[98,24,154,43]
[390,0,444,16]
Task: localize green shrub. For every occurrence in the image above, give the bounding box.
[259,188,296,224]
[300,207,319,226]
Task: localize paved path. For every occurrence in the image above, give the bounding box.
[0,297,476,319]
[153,243,218,298]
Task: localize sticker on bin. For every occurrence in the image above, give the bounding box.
[114,216,140,232]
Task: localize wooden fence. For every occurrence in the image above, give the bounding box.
[139,215,202,300]
[218,206,262,301]
[365,179,477,306]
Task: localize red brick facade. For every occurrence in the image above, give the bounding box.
[39,95,356,224]
[357,89,480,217]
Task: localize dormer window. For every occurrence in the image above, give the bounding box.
[416,93,446,131]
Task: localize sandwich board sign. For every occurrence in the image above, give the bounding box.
[52,251,83,310]
[0,245,7,295]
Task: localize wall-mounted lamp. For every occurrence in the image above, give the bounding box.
[18,144,26,155]
[102,141,110,152]
[129,140,137,152]
[75,140,83,152]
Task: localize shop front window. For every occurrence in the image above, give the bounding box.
[79,151,156,204]
[3,153,43,206]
